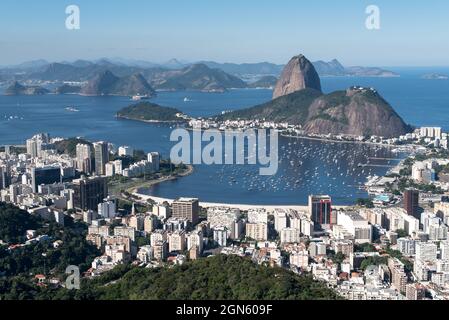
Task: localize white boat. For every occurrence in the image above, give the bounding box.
[132,95,149,101]
[65,106,80,112]
[183,97,192,102]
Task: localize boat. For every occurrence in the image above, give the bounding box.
[184,97,192,102]
[131,95,149,101]
[65,106,80,112]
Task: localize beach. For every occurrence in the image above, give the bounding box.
[134,192,349,213]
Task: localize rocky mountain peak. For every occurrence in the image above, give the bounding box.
[272,54,322,99]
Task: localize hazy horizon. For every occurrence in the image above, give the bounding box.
[3,56,449,70]
[1,0,449,67]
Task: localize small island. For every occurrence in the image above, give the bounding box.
[4,81,49,96]
[422,73,449,80]
[116,101,188,123]
[247,75,278,89]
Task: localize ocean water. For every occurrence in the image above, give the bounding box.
[0,68,448,205]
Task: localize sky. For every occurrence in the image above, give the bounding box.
[0,0,448,66]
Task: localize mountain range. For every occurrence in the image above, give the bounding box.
[0,57,398,81]
[0,56,399,96]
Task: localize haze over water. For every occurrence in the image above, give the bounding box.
[1,69,448,205]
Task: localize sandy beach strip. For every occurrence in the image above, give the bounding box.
[134,192,349,213]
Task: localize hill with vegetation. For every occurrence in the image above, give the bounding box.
[54,84,82,94]
[50,254,341,300]
[217,88,322,124]
[152,63,247,92]
[247,76,278,88]
[217,86,412,138]
[0,202,100,300]
[116,102,185,122]
[54,137,93,157]
[80,71,156,96]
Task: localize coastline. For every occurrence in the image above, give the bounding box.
[127,164,194,194]
[185,126,416,149]
[134,192,350,213]
[116,115,187,124]
[280,133,398,147]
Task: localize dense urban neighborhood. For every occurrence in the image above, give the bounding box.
[1,124,449,300]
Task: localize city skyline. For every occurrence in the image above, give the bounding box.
[1,0,449,66]
[2,1,449,305]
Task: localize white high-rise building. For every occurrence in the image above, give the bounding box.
[187,230,203,253]
[384,207,419,235]
[434,202,449,225]
[93,141,109,175]
[76,144,92,174]
[26,138,38,158]
[153,204,171,220]
[397,238,416,256]
[274,209,288,232]
[420,127,442,139]
[113,160,123,175]
[247,209,268,224]
[129,215,145,231]
[423,215,448,241]
[440,241,449,260]
[150,230,167,247]
[207,207,241,239]
[245,223,268,241]
[118,146,134,157]
[412,162,433,184]
[290,250,309,269]
[147,152,160,171]
[137,245,153,263]
[105,162,115,177]
[213,226,228,247]
[280,227,301,244]
[98,199,117,219]
[26,133,49,158]
[416,242,438,262]
[168,230,186,252]
[337,211,372,244]
[300,216,314,237]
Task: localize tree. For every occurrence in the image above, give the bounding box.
[396,229,408,238]
[355,243,377,252]
[0,204,101,300]
[360,256,387,270]
[59,255,341,300]
[333,252,346,265]
[356,198,374,208]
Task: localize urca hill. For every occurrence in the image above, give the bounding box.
[218,54,412,138]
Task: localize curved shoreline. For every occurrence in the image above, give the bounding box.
[134,192,350,212]
[116,115,187,124]
[280,133,398,147]
[128,164,194,194]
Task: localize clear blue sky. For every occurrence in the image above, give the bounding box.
[0,0,448,66]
